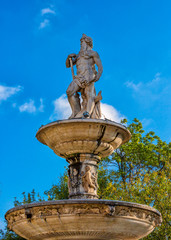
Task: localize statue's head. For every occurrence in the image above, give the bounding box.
[73,168,78,175]
[80,34,93,48]
[85,165,91,171]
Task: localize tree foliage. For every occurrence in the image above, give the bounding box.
[0,190,45,240]
[1,119,170,240]
[97,119,171,239]
[44,172,69,200]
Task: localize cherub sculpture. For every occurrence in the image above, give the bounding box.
[82,166,96,193]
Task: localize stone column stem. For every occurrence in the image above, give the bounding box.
[67,154,101,199]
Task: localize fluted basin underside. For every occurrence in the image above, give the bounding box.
[36,119,131,158]
[5,199,161,240]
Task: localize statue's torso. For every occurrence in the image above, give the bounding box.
[76,50,96,81]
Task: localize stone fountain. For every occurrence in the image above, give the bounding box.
[5,34,162,240]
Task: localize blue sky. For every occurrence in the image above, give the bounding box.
[0,0,171,229]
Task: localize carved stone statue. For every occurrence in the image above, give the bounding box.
[66,34,103,119]
[82,166,96,193]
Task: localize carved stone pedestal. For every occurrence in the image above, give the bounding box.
[36,119,131,199]
[67,154,100,199]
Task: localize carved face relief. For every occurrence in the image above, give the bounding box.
[73,168,78,176]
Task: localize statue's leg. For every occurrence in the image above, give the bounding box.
[81,89,87,109]
[74,89,87,118]
[84,84,96,116]
[66,81,81,118]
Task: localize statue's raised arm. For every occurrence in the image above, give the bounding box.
[66,34,103,119]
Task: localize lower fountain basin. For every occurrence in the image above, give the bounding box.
[5,199,162,240]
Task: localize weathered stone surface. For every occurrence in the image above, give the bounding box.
[66,34,103,119]
[36,119,131,199]
[5,200,162,240]
[36,119,131,158]
[68,154,100,199]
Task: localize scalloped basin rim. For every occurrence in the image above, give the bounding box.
[36,119,130,137]
[5,199,161,217]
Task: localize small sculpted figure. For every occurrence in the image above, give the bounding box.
[66,34,103,119]
[71,168,78,189]
[82,166,96,193]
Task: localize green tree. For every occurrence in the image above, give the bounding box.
[44,172,69,200]
[97,119,171,239]
[0,226,25,240]
[0,190,44,240]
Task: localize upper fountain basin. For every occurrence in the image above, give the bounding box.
[36,119,131,158]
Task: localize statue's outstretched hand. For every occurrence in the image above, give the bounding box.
[68,53,77,58]
[66,54,77,68]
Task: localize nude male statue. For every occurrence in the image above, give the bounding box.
[66,34,103,119]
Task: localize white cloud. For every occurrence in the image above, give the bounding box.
[125,81,142,92]
[147,72,161,87]
[41,8,56,15]
[125,72,161,93]
[39,6,57,30]
[101,103,125,122]
[50,94,71,120]
[0,85,22,103]
[19,99,36,113]
[124,73,170,106]
[141,118,153,128]
[50,94,124,123]
[38,98,44,112]
[39,19,50,29]
[19,99,44,114]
